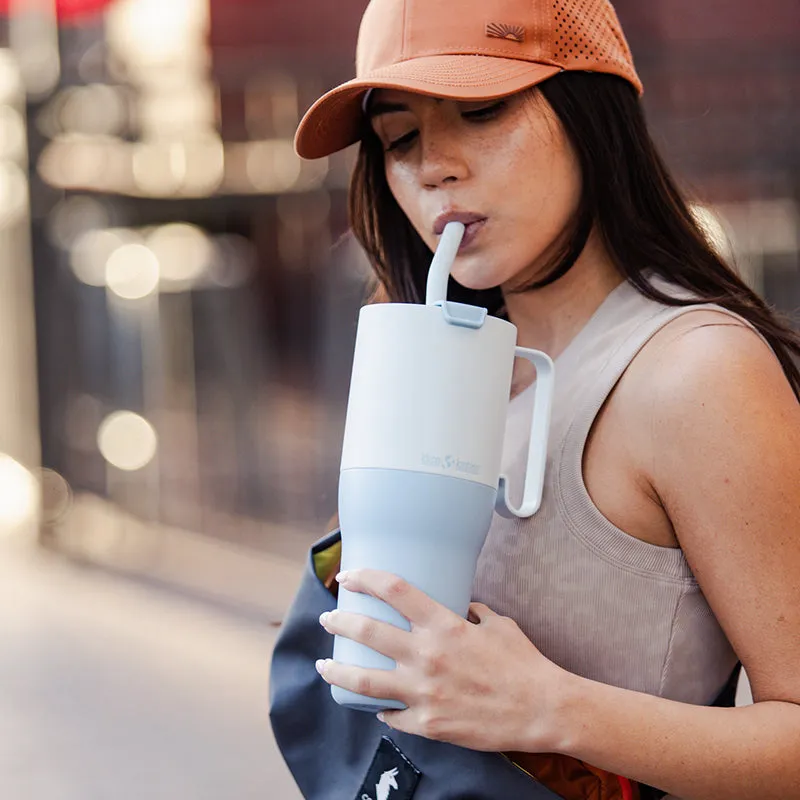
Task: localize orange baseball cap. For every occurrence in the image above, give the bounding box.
[295,0,643,160]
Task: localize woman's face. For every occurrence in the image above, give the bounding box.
[368,88,582,291]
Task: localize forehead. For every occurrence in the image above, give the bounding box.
[366,90,446,127]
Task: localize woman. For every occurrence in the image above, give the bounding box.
[271,1,800,798]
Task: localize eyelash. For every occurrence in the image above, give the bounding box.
[385,101,507,153]
[386,130,418,153]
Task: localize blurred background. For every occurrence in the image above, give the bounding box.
[0,0,796,797]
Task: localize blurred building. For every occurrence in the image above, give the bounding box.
[2,0,372,562]
[617,0,800,309]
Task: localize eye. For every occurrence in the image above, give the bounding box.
[385,129,418,153]
[461,100,507,121]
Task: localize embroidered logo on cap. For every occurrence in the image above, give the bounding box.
[486,22,525,43]
[356,737,422,800]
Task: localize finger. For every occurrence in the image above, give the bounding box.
[319,610,412,662]
[315,658,406,702]
[467,602,501,624]
[377,708,414,735]
[337,569,453,627]
[378,708,449,743]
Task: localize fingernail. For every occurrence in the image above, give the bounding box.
[315,659,327,674]
[335,571,350,583]
[319,611,329,627]
[376,712,385,723]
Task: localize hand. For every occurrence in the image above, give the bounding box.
[316,569,569,753]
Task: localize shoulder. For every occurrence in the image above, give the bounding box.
[618,307,800,490]
[623,308,797,439]
[641,307,800,502]
[595,306,799,498]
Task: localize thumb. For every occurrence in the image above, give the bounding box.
[467,602,500,624]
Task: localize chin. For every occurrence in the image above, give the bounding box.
[452,277,498,294]
[451,267,505,294]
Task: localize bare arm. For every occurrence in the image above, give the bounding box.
[547,321,800,799]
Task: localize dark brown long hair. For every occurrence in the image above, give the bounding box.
[348,72,800,398]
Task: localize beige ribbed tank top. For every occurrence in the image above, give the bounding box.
[472,277,740,705]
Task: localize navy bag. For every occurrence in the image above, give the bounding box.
[269,529,563,800]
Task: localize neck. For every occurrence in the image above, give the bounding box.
[502,231,623,396]
[502,231,623,357]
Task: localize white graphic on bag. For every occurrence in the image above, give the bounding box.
[361,766,400,800]
[355,737,421,800]
[377,767,399,800]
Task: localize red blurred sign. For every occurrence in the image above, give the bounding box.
[0,0,113,22]
[209,0,365,52]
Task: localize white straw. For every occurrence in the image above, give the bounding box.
[425,222,465,306]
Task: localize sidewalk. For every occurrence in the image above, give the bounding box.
[0,533,303,800]
[48,493,318,625]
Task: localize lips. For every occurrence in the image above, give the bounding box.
[433,210,487,237]
[460,219,487,249]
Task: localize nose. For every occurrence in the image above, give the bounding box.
[418,129,470,190]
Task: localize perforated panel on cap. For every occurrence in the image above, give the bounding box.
[551,0,640,90]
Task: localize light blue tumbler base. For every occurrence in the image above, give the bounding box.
[332,467,496,712]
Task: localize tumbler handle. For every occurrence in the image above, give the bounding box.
[495,348,554,518]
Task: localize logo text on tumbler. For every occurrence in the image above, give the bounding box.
[421,453,480,476]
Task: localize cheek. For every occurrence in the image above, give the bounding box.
[449,125,580,288]
[385,164,433,244]
[512,125,580,226]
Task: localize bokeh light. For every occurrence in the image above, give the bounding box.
[97,410,158,471]
[147,223,213,286]
[38,467,73,526]
[48,195,112,250]
[105,242,160,299]
[106,0,208,68]
[70,228,137,287]
[0,49,23,106]
[9,7,61,99]
[0,105,26,161]
[46,84,127,137]
[0,454,40,529]
[246,140,302,193]
[0,160,29,227]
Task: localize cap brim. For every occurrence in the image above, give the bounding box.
[294,55,562,160]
